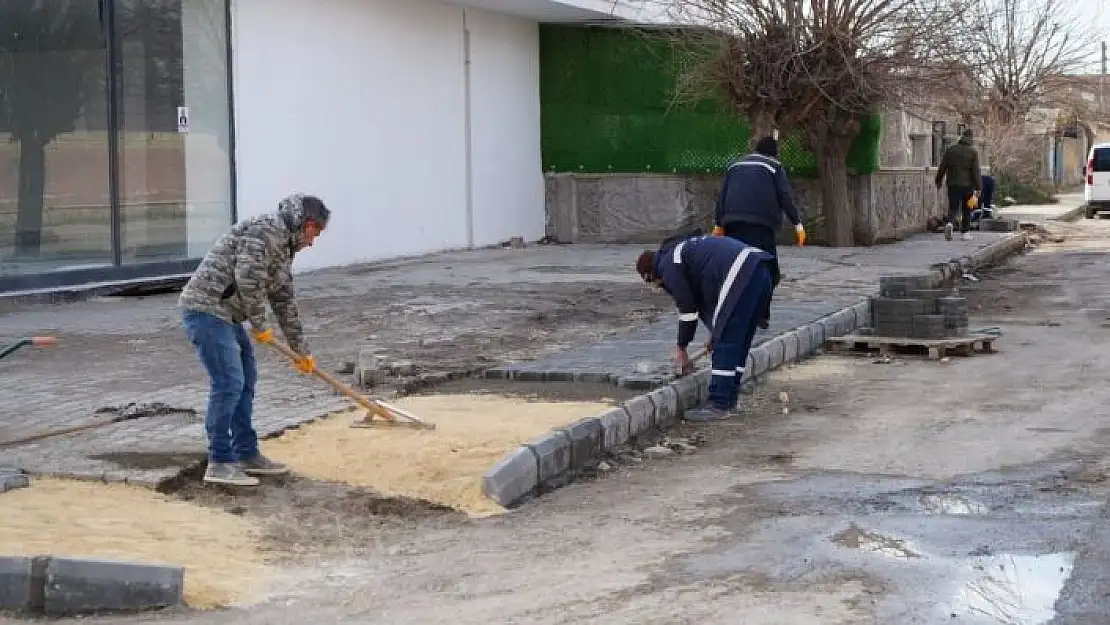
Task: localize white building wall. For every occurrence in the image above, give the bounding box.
[466,10,544,247]
[230,0,544,271]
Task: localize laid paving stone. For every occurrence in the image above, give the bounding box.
[43,557,183,616]
[481,446,538,508]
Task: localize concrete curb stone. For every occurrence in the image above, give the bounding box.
[479,232,1029,510]
[648,386,679,428]
[44,557,184,616]
[525,431,572,490]
[623,395,655,438]
[1,556,183,617]
[0,468,29,494]
[598,406,632,452]
[481,446,539,508]
[557,418,604,475]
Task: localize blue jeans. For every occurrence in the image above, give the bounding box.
[182,310,259,463]
[708,264,773,410]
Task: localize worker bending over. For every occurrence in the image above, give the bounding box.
[636,234,775,422]
[711,136,805,329]
[180,193,329,487]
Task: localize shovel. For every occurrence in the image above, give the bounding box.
[261,339,435,430]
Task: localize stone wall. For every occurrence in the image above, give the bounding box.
[545,168,944,246]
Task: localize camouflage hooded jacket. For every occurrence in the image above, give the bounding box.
[179,194,312,355]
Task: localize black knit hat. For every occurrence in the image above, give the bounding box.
[755,136,779,158]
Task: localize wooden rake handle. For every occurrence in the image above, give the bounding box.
[261,339,426,426]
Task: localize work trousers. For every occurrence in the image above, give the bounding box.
[707,264,774,411]
[946,186,974,234]
[182,310,260,463]
[723,222,780,324]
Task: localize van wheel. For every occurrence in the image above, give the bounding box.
[1086,207,1097,219]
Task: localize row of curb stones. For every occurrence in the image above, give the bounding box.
[480,232,1029,509]
[481,299,872,508]
[0,556,183,617]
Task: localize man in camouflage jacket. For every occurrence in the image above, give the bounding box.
[180,193,330,486]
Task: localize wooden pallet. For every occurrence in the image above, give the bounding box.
[824,331,998,360]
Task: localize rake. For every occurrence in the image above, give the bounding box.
[262,339,435,430]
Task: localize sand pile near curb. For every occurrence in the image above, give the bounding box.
[0,477,269,608]
[263,394,612,517]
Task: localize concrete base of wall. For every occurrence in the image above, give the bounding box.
[546,169,945,246]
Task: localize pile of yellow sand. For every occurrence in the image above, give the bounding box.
[263,394,612,517]
[0,478,268,609]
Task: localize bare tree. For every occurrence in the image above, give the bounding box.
[640,0,968,246]
[952,0,1098,126]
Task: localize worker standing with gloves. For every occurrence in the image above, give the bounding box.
[636,233,775,422]
[711,136,805,329]
[179,193,329,487]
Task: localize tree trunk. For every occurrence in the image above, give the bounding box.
[747,109,776,150]
[812,129,855,247]
[15,137,48,256]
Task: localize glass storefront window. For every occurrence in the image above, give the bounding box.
[0,0,234,289]
[0,1,114,276]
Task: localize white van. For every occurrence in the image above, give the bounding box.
[1085,143,1110,218]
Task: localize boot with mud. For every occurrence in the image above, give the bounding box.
[239,453,290,476]
[204,461,260,487]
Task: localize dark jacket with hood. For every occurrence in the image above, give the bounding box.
[936,135,983,191]
[715,153,802,232]
[179,193,312,354]
[653,234,774,348]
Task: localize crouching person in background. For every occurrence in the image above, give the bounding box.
[636,233,775,422]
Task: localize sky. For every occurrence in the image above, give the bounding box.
[1074,0,1109,74]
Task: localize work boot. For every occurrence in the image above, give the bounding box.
[961,232,972,241]
[944,222,954,241]
[684,405,733,422]
[757,318,770,330]
[204,461,260,487]
[239,454,290,476]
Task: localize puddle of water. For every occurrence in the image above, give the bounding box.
[920,493,989,516]
[955,552,1074,625]
[831,523,921,559]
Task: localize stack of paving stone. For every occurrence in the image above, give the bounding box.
[872,275,969,339]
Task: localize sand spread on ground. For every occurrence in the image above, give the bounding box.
[0,478,268,609]
[263,394,613,517]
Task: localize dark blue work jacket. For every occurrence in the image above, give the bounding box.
[653,234,773,347]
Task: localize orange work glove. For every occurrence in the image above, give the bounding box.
[966,194,979,210]
[251,328,274,344]
[293,355,317,375]
[711,225,725,236]
[794,223,807,247]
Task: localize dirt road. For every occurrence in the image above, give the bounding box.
[9,220,1110,624]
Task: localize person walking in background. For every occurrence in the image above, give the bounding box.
[935,129,983,241]
[711,136,805,330]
